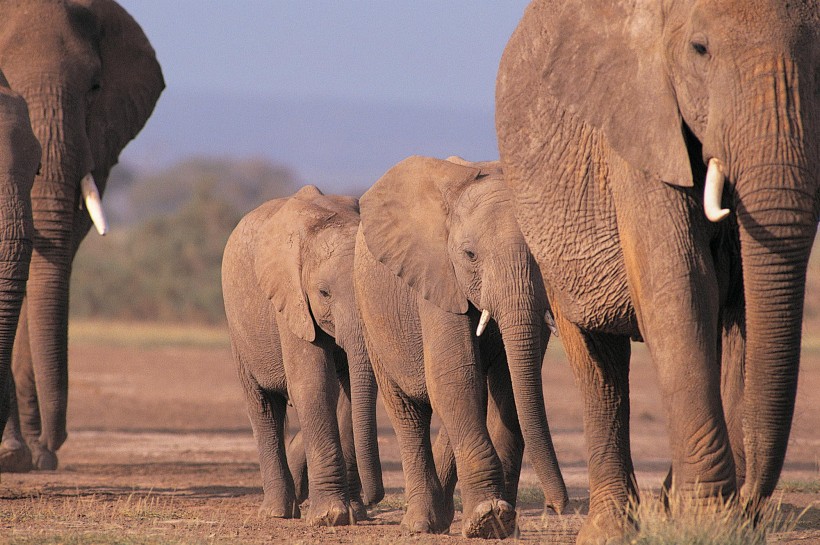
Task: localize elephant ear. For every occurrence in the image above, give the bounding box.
[255,186,338,342]
[526,0,692,187]
[78,0,165,181]
[359,155,480,314]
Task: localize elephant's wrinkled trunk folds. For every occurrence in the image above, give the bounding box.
[734,162,818,504]
[339,317,384,506]
[488,244,568,514]
[16,86,91,452]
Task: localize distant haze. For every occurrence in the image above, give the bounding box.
[120,90,500,194]
[114,2,530,194]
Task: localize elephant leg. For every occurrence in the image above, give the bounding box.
[0,300,42,472]
[239,362,299,519]
[720,303,746,489]
[432,425,457,527]
[286,429,308,505]
[336,369,368,521]
[556,312,636,545]
[281,334,352,527]
[421,301,514,539]
[615,189,735,502]
[379,375,448,535]
[486,363,524,509]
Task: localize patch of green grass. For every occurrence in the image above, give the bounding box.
[69,320,230,349]
[517,483,546,507]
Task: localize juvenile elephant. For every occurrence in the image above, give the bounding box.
[0,71,42,434]
[496,1,820,543]
[355,156,567,538]
[221,186,383,526]
[0,0,165,471]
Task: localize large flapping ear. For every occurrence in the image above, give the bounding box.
[360,156,481,314]
[254,186,338,342]
[515,0,692,187]
[77,0,165,181]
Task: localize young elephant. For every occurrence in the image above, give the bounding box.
[354,156,568,538]
[221,186,383,526]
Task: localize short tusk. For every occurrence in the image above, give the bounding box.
[81,173,108,235]
[545,310,559,337]
[704,158,730,222]
[476,309,491,337]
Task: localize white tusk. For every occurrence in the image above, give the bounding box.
[704,158,730,222]
[476,309,491,337]
[81,173,108,235]
[545,310,559,337]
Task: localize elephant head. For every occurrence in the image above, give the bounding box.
[254,185,383,506]
[359,155,567,512]
[497,0,820,506]
[0,71,41,431]
[0,0,164,462]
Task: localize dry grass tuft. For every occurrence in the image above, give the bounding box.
[620,490,806,545]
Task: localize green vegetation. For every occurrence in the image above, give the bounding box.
[70,157,301,324]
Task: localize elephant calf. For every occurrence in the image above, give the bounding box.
[355,156,568,538]
[221,186,383,526]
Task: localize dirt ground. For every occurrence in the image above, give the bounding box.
[0,322,818,544]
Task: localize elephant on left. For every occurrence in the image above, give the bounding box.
[0,0,164,471]
[221,185,383,526]
[0,71,42,441]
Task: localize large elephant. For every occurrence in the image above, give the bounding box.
[355,156,567,538]
[0,0,164,471]
[221,185,383,526]
[0,71,41,436]
[496,1,820,543]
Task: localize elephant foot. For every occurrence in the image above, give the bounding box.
[576,509,634,545]
[259,494,301,519]
[0,442,33,473]
[306,497,354,526]
[350,498,369,521]
[461,498,517,539]
[400,501,450,535]
[30,443,58,471]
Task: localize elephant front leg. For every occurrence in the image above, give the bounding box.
[558,316,637,545]
[421,301,515,539]
[615,187,735,503]
[282,333,353,526]
[239,366,299,519]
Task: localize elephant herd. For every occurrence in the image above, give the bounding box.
[1,1,819,545]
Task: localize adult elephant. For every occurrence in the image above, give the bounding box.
[355,156,567,538]
[496,1,820,543]
[222,186,383,525]
[0,0,164,471]
[0,71,42,436]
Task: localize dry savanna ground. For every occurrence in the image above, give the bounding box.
[0,314,817,544]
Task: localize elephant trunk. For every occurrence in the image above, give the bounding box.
[339,317,384,506]
[490,244,568,514]
[15,86,91,452]
[733,161,818,503]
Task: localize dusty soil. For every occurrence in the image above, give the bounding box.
[0,325,818,544]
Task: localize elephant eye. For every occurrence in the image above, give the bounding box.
[319,288,331,299]
[464,249,477,262]
[691,41,708,56]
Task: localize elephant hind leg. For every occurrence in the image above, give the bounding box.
[556,314,637,545]
[286,429,308,504]
[336,370,368,521]
[485,363,524,509]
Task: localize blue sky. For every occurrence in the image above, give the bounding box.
[117,1,530,110]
